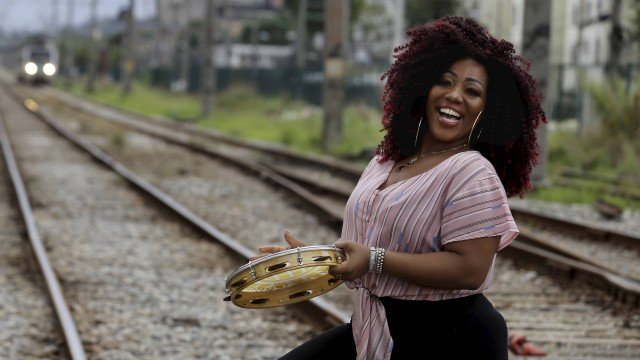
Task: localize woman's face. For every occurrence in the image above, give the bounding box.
[425,58,488,145]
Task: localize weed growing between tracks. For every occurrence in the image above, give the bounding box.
[62,81,384,160]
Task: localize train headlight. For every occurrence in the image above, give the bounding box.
[43,63,56,76]
[24,62,38,75]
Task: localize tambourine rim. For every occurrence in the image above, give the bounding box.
[225,245,344,289]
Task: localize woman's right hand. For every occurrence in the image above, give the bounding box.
[249,230,305,261]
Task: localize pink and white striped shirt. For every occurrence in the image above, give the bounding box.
[340,150,518,360]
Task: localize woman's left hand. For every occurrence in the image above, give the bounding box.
[329,241,371,281]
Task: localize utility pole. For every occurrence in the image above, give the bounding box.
[85,0,98,93]
[523,0,550,186]
[250,21,259,85]
[608,0,624,77]
[296,0,308,69]
[151,0,163,82]
[576,0,585,135]
[201,0,217,117]
[122,0,136,94]
[170,1,181,87]
[178,0,192,92]
[64,0,75,87]
[321,0,348,152]
[392,0,405,60]
[294,0,308,100]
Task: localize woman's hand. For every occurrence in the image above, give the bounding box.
[328,240,370,281]
[249,230,305,261]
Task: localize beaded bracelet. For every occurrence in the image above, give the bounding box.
[367,247,386,274]
[375,248,385,274]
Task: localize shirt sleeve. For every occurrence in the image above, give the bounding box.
[362,155,379,174]
[439,162,518,251]
[356,154,381,182]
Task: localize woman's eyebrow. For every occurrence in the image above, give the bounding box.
[445,70,485,88]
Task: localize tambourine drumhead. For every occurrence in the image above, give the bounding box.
[224,245,345,308]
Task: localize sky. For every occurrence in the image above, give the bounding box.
[0,0,156,34]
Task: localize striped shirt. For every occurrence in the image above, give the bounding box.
[340,150,518,360]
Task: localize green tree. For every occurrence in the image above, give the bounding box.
[586,75,640,174]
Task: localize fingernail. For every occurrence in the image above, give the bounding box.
[284,230,290,235]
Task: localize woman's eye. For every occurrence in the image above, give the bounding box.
[438,79,451,86]
[467,89,480,96]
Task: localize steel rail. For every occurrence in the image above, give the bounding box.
[559,166,640,189]
[41,87,640,245]
[24,86,640,303]
[505,241,640,302]
[264,165,640,300]
[32,89,346,222]
[42,87,364,179]
[5,86,350,328]
[258,164,640,250]
[552,177,640,202]
[0,102,87,360]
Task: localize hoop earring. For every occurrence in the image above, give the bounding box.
[468,109,484,146]
[414,117,423,148]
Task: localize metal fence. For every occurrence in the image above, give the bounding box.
[147,63,385,108]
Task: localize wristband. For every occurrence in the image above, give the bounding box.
[368,247,376,273]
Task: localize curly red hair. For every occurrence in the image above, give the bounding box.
[376,16,546,198]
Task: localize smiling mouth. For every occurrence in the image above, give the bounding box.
[438,108,463,121]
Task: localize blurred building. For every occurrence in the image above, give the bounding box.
[351,0,396,65]
[463,0,550,184]
[466,0,639,126]
[467,0,525,52]
[548,0,639,127]
[463,0,548,104]
[153,0,288,71]
[215,43,293,68]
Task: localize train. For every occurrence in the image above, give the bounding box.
[16,37,59,85]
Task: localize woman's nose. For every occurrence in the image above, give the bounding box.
[444,87,463,103]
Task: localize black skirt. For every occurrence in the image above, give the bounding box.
[280,293,508,360]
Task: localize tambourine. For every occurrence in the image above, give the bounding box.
[224,245,345,308]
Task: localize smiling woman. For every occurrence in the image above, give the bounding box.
[425,58,487,143]
[256,16,546,360]
[378,18,544,198]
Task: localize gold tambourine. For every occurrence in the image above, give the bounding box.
[224,245,345,308]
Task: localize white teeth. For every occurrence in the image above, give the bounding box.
[439,108,462,118]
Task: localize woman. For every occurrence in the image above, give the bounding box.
[257,16,545,359]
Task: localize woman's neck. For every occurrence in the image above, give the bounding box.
[418,138,468,156]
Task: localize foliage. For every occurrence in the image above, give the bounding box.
[68,81,200,121]
[548,128,611,172]
[110,131,126,148]
[585,74,640,168]
[542,73,640,207]
[64,81,383,159]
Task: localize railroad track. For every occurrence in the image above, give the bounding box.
[559,167,640,190]
[0,113,78,359]
[34,85,640,301]
[0,84,339,359]
[13,83,640,358]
